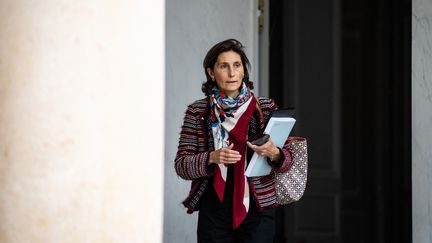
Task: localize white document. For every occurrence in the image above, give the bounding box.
[245,117,296,177]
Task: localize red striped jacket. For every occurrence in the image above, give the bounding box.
[175,97,293,213]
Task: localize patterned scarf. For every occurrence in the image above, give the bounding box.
[210,83,256,229]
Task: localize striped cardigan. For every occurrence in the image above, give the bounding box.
[174,97,293,213]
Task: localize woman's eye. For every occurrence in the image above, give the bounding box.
[234,63,242,68]
[220,64,227,69]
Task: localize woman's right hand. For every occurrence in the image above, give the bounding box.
[209,144,242,165]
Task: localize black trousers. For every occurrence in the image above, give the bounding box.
[197,167,275,243]
[197,205,275,243]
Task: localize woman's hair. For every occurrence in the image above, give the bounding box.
[201,39,254,96]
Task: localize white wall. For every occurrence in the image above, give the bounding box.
[412,0,432,242]
[164,0,257,242]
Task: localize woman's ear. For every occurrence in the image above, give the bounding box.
[207,68,214,80]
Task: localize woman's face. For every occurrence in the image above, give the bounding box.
[207,50,244,98]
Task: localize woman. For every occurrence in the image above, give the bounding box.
[175,39,294,243]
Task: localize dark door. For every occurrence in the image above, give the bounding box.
[270,0,343,242]
[269,0,411,242]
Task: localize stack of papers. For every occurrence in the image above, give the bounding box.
[245,117,296,177]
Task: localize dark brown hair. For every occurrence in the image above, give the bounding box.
[201,39,254,96]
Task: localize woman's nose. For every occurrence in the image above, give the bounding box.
[228,66,235,77]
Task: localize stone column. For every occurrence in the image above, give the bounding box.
[413,0,432,242]
[0,1,164,242]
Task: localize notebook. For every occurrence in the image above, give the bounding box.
[245,109,296,177]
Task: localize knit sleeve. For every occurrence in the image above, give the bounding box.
[174,104,214,180]
[269,140,294,173]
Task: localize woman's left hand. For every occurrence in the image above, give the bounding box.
[246,138,281,162]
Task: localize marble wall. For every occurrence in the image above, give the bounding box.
[164,0,257,242]
[0,1,164,242]
[412,0,432,242]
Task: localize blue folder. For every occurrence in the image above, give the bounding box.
[245,116,296,177]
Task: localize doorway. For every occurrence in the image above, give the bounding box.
[269,0,411,242]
